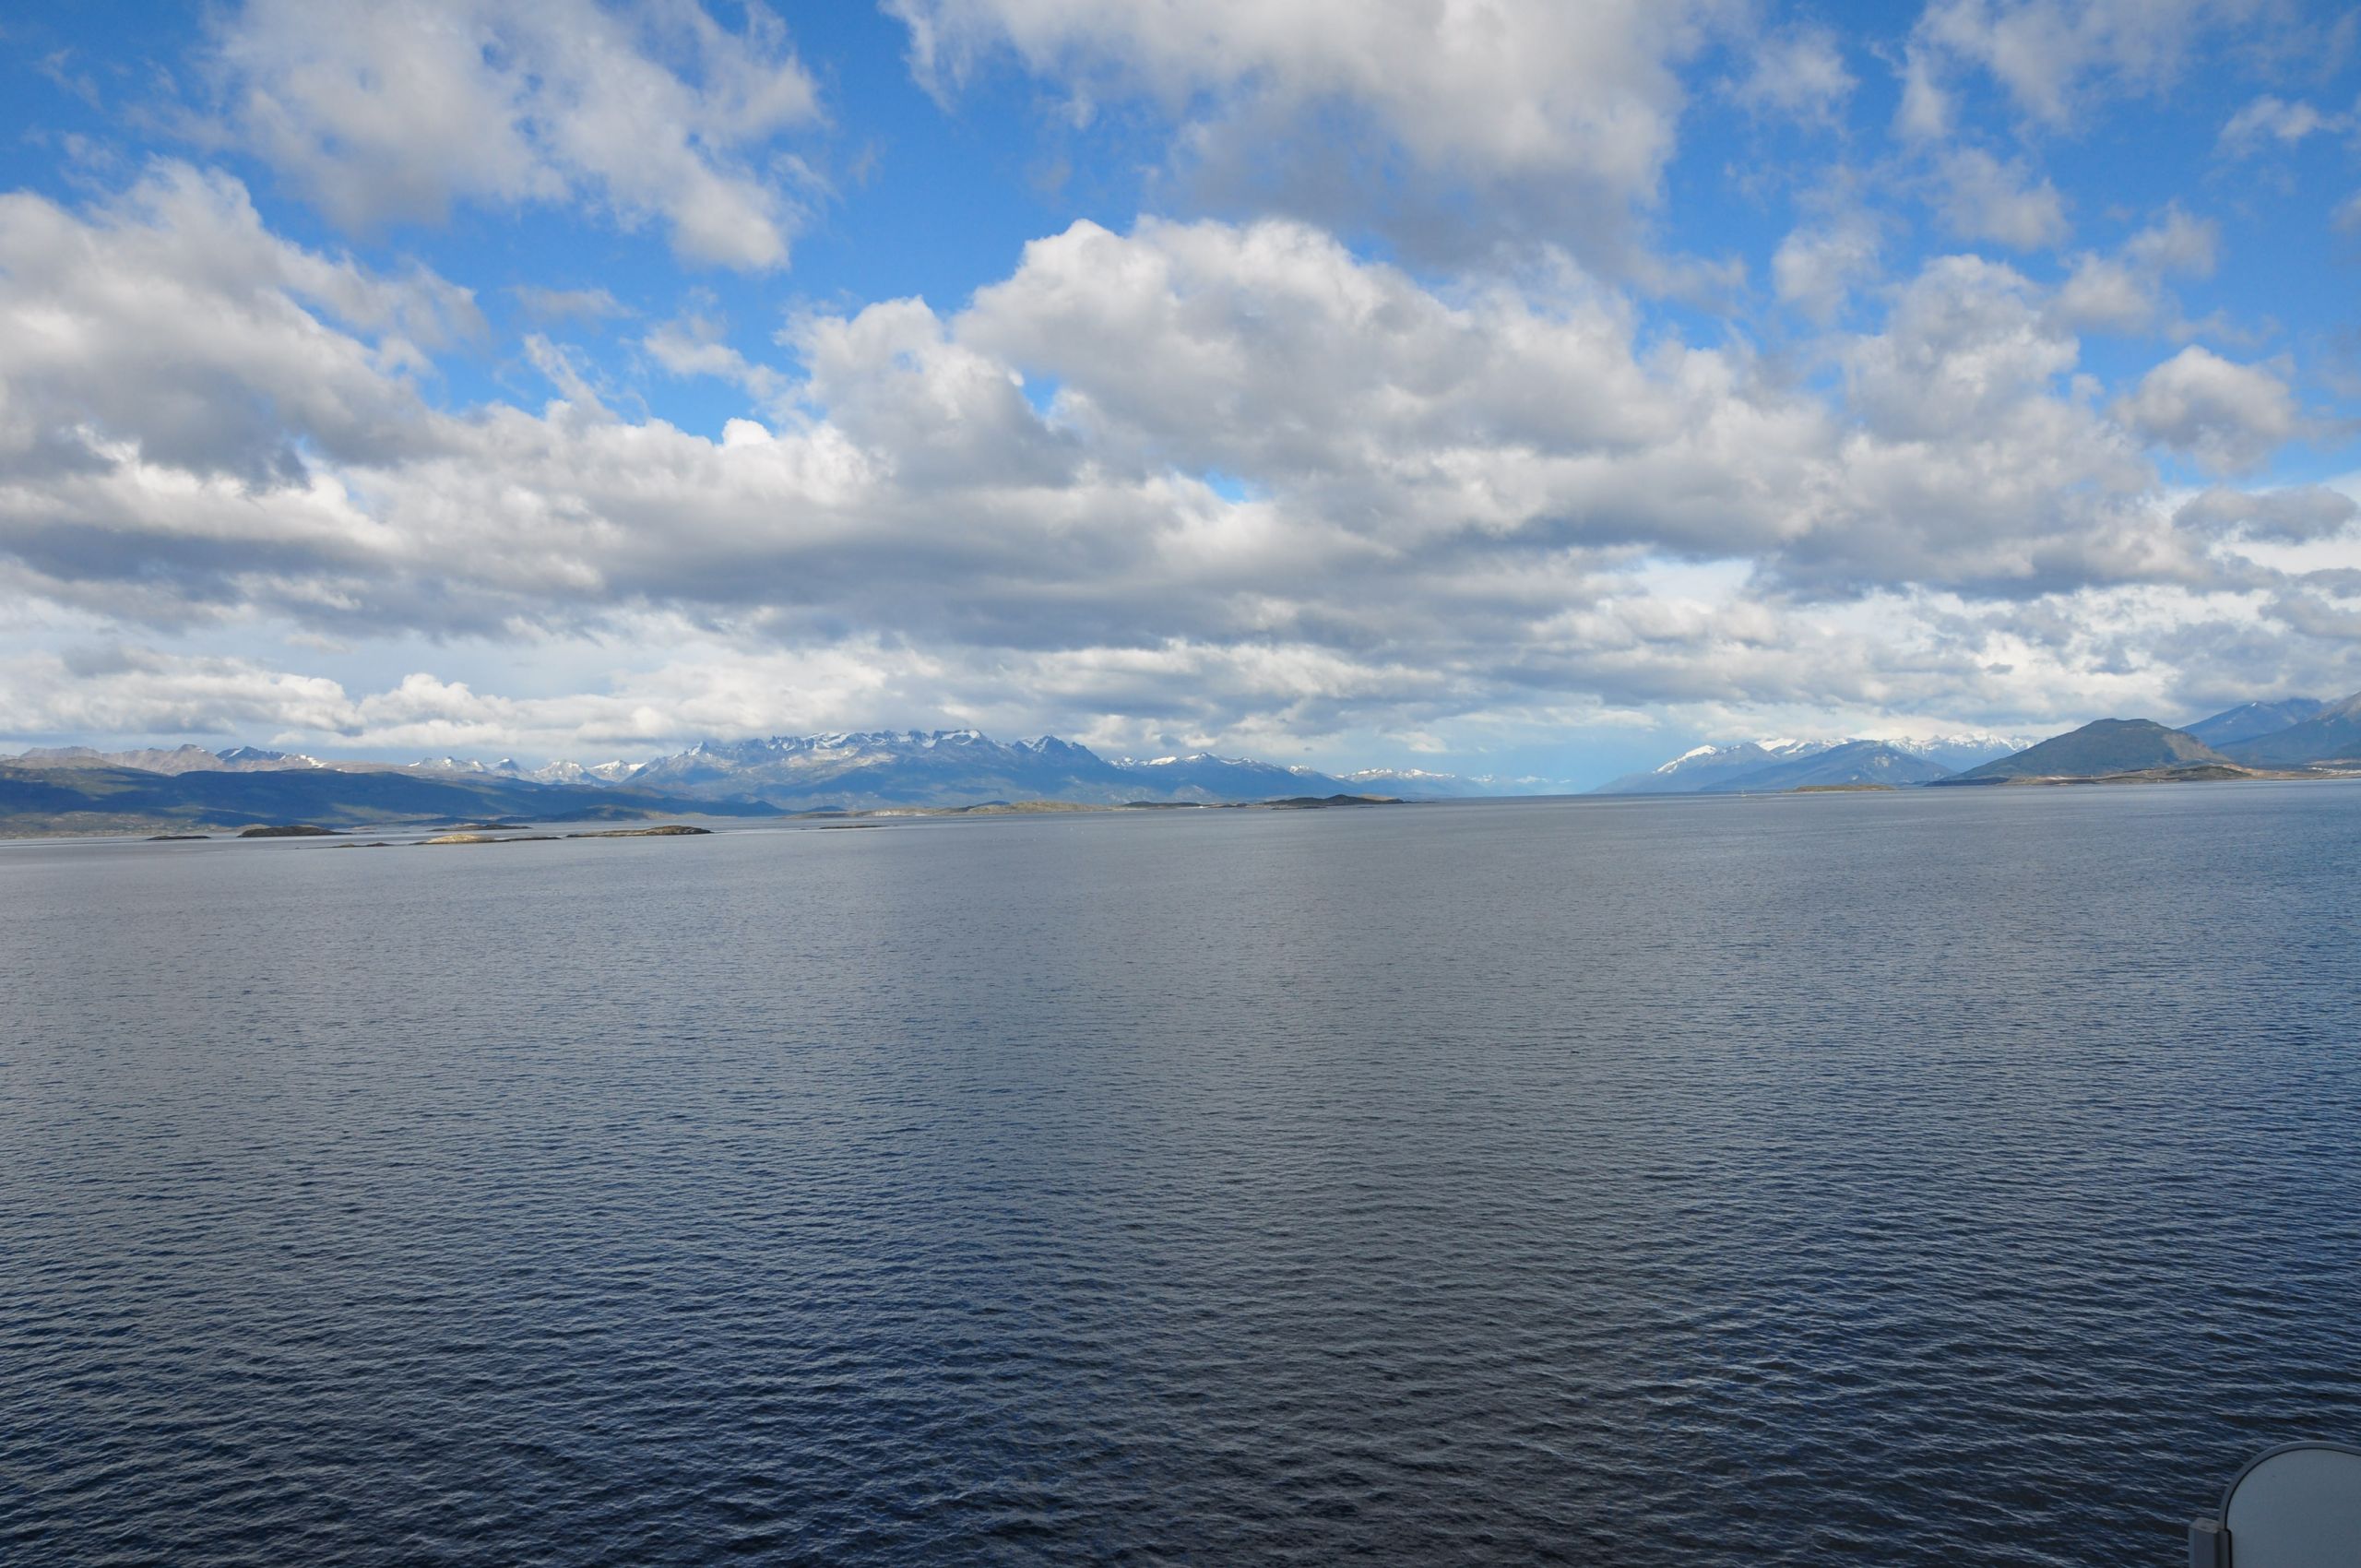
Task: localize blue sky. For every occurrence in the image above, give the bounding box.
[2,1,2358,786]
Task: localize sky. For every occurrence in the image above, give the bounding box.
[3,0,2359,788]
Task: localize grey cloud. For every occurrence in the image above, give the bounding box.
[2175,486,2357,543]
[2117,347,2304,473]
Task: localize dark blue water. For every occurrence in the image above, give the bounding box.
[4,785,2358,1566]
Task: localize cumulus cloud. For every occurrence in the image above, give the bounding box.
[2049,207,2219,336]
[1905,0,2280,130]
[884,0,1735,266]
[1773,213,1882,323]
[0,169,2341,759]
[1729,25,1856,124]
[206,0,823,269]
[1933,148,2070,251]
[2118,348,2305,473]
[0,163,471,481]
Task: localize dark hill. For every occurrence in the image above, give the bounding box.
[1943,719,2236,783]
[2222,691,2361,767]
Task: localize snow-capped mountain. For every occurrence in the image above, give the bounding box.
[412,754,522,777]
[1590,739,1832,795]
[1111,751,1335,799]
[524,758,641,785]
[409,755,640,785]
[608,730,1359,808]
[1592,732,2030,794]
[1694,740,1955,792]
[396,735,1533,803]
[1874,733,2038,774]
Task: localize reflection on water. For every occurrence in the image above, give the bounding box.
[4,785,2358,1565]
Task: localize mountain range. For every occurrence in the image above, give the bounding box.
[2180,699,2327,749]
[1592,692,2361,794]
[6,691,2360,836]
[1589,733,2033,794]
[0,729,1393,834]
[2216,692,2361,768]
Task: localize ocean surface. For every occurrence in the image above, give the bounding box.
[4,785,2358,1566]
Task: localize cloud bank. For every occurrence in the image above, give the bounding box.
[1,0,2355,776]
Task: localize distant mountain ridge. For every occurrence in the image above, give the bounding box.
[0,729,1398,828]
[2220,692,2361,767]
[12,688,2361,835]
[18,743,328,775]
[602,729,1358,808]
[1593,691,2361,794]
[1695,740,1957,793]
[0,759,761,835]
[2182,698,2323,748]
[1592,732,2029,795]
[1591,738,1830,795]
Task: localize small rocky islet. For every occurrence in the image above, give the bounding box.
[423,824,714,846]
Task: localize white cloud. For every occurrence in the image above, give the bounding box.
[2049,207,2219,336]
[2123,206,2220,277]
[1907,0,2279,129]
[1,646,356,739]
[884,0,1735,265]
[1729,26,1856,124]
[1933,148,2070,251]
[643,307,788,403]
[1773,213,1882,324]
[2218,93,2352,153]
[513,285,629,324]
[0,172,2348,761]
[0,163,470,481]
[208,0,823,269]
[2118,347,2304,473]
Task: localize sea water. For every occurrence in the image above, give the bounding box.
[4,785,2357,1565]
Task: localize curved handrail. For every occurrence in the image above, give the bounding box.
[2219,1441,2361,1517]
[2191,1442,2361,1568]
